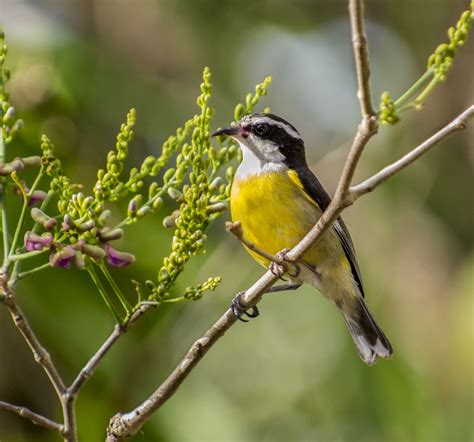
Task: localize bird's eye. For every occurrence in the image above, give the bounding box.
[254,124,268,135]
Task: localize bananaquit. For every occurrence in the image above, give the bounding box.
[212,113,392,365]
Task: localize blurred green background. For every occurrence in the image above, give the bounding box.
[0,0,473,441]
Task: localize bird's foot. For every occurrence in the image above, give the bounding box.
[231,291,259,322]
[270,248,301,278]
[269,261,285,278]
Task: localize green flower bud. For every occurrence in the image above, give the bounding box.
[148,182,159,198]
[98,210,111,226]
[152,196,164,210]
[74,251,86,269]
[163,168,175,183]
[31,208,57,230]
[0,159,24,175]
[226,166,234,181]
[99,227,123,241]
[21,156,42,168]
[206,202,228,214]
[209,176,223,190]
[163,214,177,228]
[137,206,151,218]
[167,187,183,201]
[77,220,95,232]
[82,244,107,260]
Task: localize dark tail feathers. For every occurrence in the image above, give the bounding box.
[342,297,393,365]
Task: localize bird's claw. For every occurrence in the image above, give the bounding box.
[270,248,301,278]
[231,291,259,322]
[269,261,285,278]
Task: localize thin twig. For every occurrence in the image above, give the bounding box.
[0,104,9,262]
[1,292,78,441]
[69,324,126,395]
[9,170,43,258]
[0,400,64,434]
[3,296,66,398]
[106,309,239,441]
[17,262,51,280]
[350,105,474,199]
[348,0,375,118]
[68,303,155,399]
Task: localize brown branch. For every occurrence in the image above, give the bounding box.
[349,0,375,118]
[1,292,77,441]
[69,325,125,396]
[1,266,156,441]
[0,400,64,434]
[106,309,239,441]
[68,303,154,397]
[3,296,66,398]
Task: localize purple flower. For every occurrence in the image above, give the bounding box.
[49,246,76,269]
[24,231,53,252]
[105,244,135,268]
[28,190,48,207]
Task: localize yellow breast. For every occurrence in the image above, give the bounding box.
[231,170,324,267]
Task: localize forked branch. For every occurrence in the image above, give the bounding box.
[349,105,474,199]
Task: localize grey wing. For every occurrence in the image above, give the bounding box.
[333,218,364,297]
[294,164,365,297]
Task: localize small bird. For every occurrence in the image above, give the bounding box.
[212,113,393,365]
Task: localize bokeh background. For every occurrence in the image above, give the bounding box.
[0,0,473,441]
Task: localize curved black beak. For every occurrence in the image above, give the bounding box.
[211,126,240,137]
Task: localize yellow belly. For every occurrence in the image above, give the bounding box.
[231,171,344,269]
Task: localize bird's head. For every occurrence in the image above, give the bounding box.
[212,113,306,170]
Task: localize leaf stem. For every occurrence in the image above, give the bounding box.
[1,184,8,262]
[9,170,44,257]
[98,261,132,314]
[393,69,434,108]
[414,76,441,106]
[17,262,51,280]
[0,132,8,262]
[86,265,122,323]
[9,248,48,262]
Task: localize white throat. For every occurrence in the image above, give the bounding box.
[234,142,286,180]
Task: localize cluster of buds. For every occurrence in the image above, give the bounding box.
[1,30,23,145]
[24,204,135,269]
[0,24,278,318]
[148,68,273,302]
[93,109,136,205]
[428,5,473,80]
[234,76,272,121]
[183,276,222,301]
[379,91,399,125]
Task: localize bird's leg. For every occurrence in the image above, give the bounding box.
[265,281,302,293]
[231,281,302,322]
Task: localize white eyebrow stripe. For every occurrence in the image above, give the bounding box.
[253,116,302,140]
